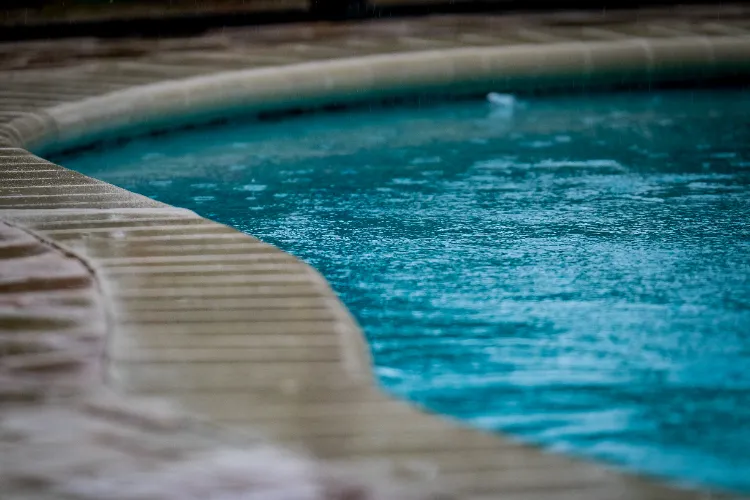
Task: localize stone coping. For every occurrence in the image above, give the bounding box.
[2,8,750,499]
[7,36,750,154]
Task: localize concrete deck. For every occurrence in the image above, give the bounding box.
[2,6,750,499]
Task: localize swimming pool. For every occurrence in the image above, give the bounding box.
[57,88,750,493]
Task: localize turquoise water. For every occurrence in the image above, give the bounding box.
[58,89,750,493]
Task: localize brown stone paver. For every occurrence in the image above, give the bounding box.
[0,219,105,401]
[2,6,750,499]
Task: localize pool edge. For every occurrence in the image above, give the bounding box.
[5,35,750,155]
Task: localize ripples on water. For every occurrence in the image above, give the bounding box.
[60,89,750,493]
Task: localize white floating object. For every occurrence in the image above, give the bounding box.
[487,92,517,108]
[486,92,517,121]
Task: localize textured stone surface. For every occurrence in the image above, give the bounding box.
[0,220,103,401]
[0,220,447,500]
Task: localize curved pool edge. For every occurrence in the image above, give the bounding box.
[2,21,750,499]
[3,34,750,155]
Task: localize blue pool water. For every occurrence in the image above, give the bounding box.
[58,89,750,492]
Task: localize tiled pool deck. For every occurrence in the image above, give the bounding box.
[2,5,750,499]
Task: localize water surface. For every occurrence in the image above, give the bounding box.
[59,89,750,493]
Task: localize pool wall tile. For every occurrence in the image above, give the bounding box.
[320,60,376,100]
[481,45,548,90]
[587,39,653,84]
[648,36,718,80]
[449,51,492,85]
[711,36,750,70]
